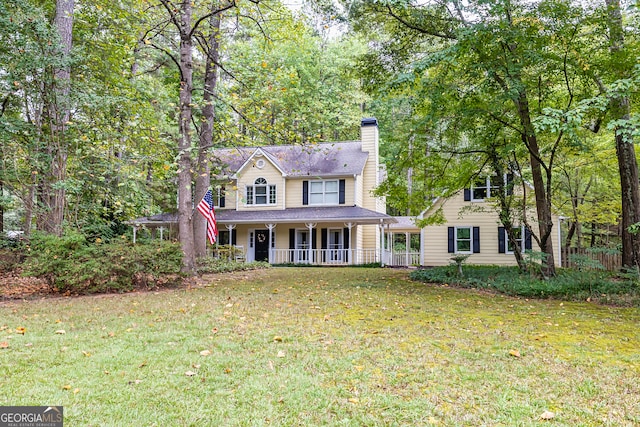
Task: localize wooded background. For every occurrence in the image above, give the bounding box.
[1,0,638,274]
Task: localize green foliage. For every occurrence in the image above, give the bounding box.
[196,257,270,274]
[410,265,640,306]
[23,232,184,293]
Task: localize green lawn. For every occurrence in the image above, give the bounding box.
[1,268,639,426]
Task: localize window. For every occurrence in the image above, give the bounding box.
[214,186,225,208]
[309,180,339,205]
[498,226,531,254]
[466,174,514,202]
[296,230,310,262]
[246,177,276,205]
[328,228,343,261]
[303,179,345,205]
[448,226,480,254]
[507,227,523,253]
[456,227,472,253]
[471,176,500,201]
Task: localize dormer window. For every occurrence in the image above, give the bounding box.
[246,177,276,205]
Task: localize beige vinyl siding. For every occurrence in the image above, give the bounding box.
[219,182,236,210]
[422,191,561,267]
[237,159,285,211]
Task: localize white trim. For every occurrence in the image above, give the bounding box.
[454,226,473,254]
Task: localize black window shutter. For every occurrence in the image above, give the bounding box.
[321,228,327,262]
[525,227,532,250]
[464,189,471,201]
[339,179,346,204]
[447,227,455,253]
[498,227,506,253]
[343,228,350,249]
[231,229,237,246]
[289,229,295,249]
[303,181,309,205]
[473,227,480,253]
[312,229,317,250]
[343,227,350,262]
[506,174,514,196]
[220,186,226,208]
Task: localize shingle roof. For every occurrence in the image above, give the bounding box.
[127,206,396,226]
[213,141,368,178]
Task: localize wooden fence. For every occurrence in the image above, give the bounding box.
[561,248,621,271]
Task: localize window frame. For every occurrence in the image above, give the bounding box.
[309,179,340,205]
[455,226,473,254]
[246,177,276,206]
[506,226,524,254]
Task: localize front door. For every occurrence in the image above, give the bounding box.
[254,229,270,262]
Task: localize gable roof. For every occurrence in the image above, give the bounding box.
[213,141,368,179]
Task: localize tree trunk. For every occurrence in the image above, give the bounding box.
[177,0,196,275]
[514,92,556,277]
[605,0,640,269]
[39,0,74,236]
[194,8,221,258]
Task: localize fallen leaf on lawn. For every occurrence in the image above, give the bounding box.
[73,388,80,394]
[82,351,91,357]
[62,385,71,390]
[25,343,32,347]
[55,330,66,335]
[211,327,218,334]
[200,350,211,356]
[185,371,197,376]
[277,350,286,358]
[540,410,555,420]
[138,361,147,368]
[273,336,283,342]
[0,341,9,349]
[16,327,26,334]
[192,364,201,369]
[509,349,521,358]
[347,397,359,404]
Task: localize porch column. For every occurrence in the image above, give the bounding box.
[379,220,385,267]
[265,224,276,264]
[132,225,138,244]
[305,223,316,264]
[158,227,166,241]
[344,222,354,265]
[405,232,410,267]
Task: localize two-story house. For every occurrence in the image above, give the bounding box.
[128,118,562,267]
[210,118,395,264]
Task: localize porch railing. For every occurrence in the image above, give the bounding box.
[270,248,380,265]
[385,251,421,267]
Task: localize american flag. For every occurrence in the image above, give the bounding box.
[197,189,217,244]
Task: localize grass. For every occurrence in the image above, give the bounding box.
[1,267,639,426]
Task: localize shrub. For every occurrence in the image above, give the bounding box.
[410,265,640,306]
[196,257,270,274]
[23,232,184,293]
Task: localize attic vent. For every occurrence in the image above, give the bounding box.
[255,159,266,169]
